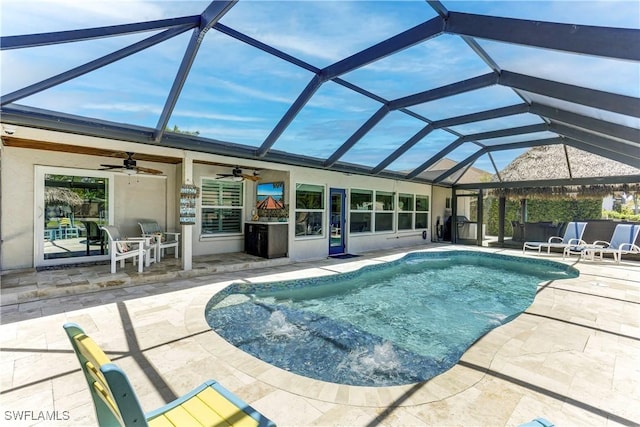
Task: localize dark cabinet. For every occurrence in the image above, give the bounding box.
[244,222,288,259]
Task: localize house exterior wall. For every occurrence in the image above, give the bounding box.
[188,161,433,261]
[1,145,36,270]
[286,166,432,261]
[1,126,437,270]
[113,174,170,238]
[0,145,177,270]
[191,162,245,257]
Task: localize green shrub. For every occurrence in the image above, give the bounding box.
[602,210,640,221]
[484,197,603,236]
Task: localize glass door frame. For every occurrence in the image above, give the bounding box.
[329,188,346,255]
[34,165,115,268]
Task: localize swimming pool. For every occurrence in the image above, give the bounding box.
[205,251,578,386]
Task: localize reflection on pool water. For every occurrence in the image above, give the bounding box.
[205,251,578,386]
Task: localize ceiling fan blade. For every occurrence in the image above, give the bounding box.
[242,174,262,181]
[100,164,121,169]
[135,166,162,175]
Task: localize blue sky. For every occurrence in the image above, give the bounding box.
[1,0,638,176]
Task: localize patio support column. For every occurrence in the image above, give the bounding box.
[477,189,484,246]
[181,154,194,271]
[498,196,506,245]
[451,188,458,244]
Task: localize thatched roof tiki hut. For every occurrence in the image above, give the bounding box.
[484,145,640,245]
[45,187,84,207]
[492,145,639,199]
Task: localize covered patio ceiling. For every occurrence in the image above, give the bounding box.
[1,0,639,188]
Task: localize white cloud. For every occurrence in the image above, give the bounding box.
[220,80,290,104]
[1,0,170,35]
[83,102,265,123]
[173,109,265,123]
[458,0,639,29]
[195,125,267,145]
[220,0,434,66]
[2,0,637,170]
[479,40,640,97]
[84,102,161,114]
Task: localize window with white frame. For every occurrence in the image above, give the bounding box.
[295,184,324,237]
[415,195,429,228]
[398,193,414,230]
[375,191,394,232]
[201,178,244,235]
[350,189,372,233]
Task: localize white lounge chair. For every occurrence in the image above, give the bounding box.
[523,221,587,255]
[138,221,180,260]
[564,223,640,263]
[101,225,156,273]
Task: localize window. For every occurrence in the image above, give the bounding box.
[375,191,394,232]
[201,179,244,234]
[398,193,414,230]
[350,189,427,233]
[295,184,324,237]
[350,189,372,233]
[416,195,430,229]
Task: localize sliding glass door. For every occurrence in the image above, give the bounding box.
[35,166,114,267]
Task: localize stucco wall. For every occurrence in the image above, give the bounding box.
[113,174,169,238]
[191,163,246,257]
[0,144,177,270]
[187,163,434,261]
[1,146,35,270]
[1,126,440,269]
[286,166,432,261]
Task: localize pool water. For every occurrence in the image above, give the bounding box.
[205,251,578,386]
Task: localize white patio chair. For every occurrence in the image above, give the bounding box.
[101,225,156,273]
[523,221,588,255]
[138,221,180,260]
[565,223,640,263]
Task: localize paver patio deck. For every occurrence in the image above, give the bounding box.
[1,244,639,426]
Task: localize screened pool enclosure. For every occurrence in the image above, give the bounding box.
[1,0,639,268]
[1,0,638,187]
